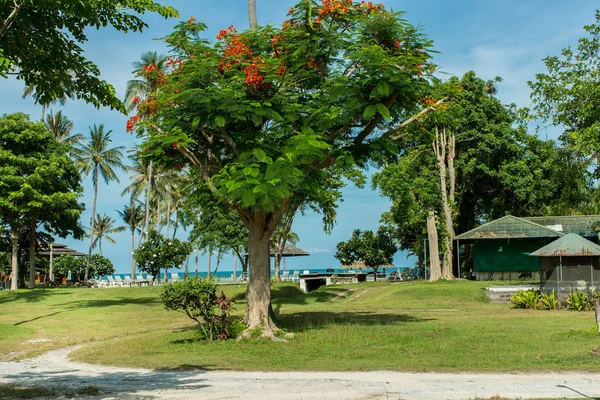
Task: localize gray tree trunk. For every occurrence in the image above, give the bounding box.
[195,246,199,277]
[233,255,237,281]
[427,211,442,282]
[9,226,20,290]
[85,169,99,281]
[131,229,136,279]
[207,248,212,279]
[143,161,153,243]
[248,0,257,30]
[49,231,54,281]
[28,219,36,288]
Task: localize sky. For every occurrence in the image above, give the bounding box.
[1,0,598,274]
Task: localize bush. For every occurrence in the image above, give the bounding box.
[510,289,541,309]
[161,277,239,340]
[53,255,88,281]
[90,254,114,278]
[567,290,591,311]
[539,291,559,310]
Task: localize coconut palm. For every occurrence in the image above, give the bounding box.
[125,52,168,243]
[91,213,125,256]
[23,76,70,120]
[117,202,145,278]
[248,0,257,30]
[75,125,127,279]
[44,110,84,151]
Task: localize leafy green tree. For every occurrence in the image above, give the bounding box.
[90,254,115,278]
[529,11,600,161]
[118,202,145,279]
[0,0,178,108]
[133,230,191,284]
[0,113,83,289]
[335,227,397,281]
[131,2,452,337]
[53,254,88,281]
[91,213,125,256]
[75,125,126,280]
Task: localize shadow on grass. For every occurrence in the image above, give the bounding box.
[2,368,211,399]
[233,284,355,306]
[276,310,434,332]
[63,296,161,309]
[14,311,64,326]
[0,289,72,304]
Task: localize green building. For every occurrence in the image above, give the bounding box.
[455,215,600,280]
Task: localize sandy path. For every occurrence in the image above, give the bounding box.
[1,347,599,399]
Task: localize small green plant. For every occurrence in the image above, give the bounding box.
[539,290,559,310]
[510,289,541,309]
[161,277,240,340]
[567,290,591,311]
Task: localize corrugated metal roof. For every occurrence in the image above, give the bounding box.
[529,233,600,257]
[455,215,563,240]
[523,215,600,237]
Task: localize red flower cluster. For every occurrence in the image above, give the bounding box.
[319,0,352,17]
[137,98,159,115]
[217,25,237,40]
[243,64,264,89]
[218,33,253,73]
[422,97,436,106]
[394,41,401,47]
[356,1,384,12]
[132,96,140,105]
[126,115,141,133]
[187,16,196,25]
[166,57,184,69]
[141,64,167,87]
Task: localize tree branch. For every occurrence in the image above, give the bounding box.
[0,1,22,40]
[383,97,449,141]
[220,128,240,157]
[354,91,399,144]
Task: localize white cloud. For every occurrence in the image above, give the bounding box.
[306,248,331,254]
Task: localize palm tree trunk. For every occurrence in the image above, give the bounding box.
[28,219,36,289]
[165,199,171,238]
[131,229,136,279]
[207,248,212,279]
[49,231,54,281]
[85,169,99,281]
[144,161,153,242]
[99,237,103,256]
[195,245,199,277]
[248,0,257,30]
[172,208,179,240]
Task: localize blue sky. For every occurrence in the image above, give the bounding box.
[1,0,598,274]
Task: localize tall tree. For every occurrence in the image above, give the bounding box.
[117,202,145,278]
[248,0,257,30]
[44,110,84,150]
[75,125,126,280]
[91,213,125,256]
[0,1,178,108]
[130,3,450,337]
[0,113,83,289]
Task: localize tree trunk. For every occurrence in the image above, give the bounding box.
[207,248,212,279]
[85,170,99,281]
[233,255,237,281]
[165,199,171,238]
[144,161,153,243]
[248,0,257,30]
[131,229,136,278]
[195,245,199,277]
[243,216,279,337]
[595,299,600,332]
[427,211,442,281]
[28,219,36,289]
[49,231,54,281]
[274,253,282,283]
[9,226,20,290]
[156,199,162,235]
[99,237,103,256]
[433,127,455,279]
[172,208,179,240]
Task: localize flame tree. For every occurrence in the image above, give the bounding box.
[128,1,454,338]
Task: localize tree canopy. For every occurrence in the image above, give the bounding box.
[335,227,396,279]
[0,0,178,109]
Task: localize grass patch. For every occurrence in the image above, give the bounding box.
[2,281,600,372]
[0,384,99,398]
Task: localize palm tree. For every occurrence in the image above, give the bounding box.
[75,125,127,280]
[44,110,84,151]
[248,0,257,30]
[124,52,168,243]
[91,213,125,256]
[23,77,70,120]
[117,202,145,278]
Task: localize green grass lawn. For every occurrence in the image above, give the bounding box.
[1,280,599,372]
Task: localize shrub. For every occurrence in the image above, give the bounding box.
[134,230,191,282]
[510,289,541,309]
[53,255,88,281]
[90,254,114,278]
[161,277,239,340]
[567,290,591,311]
[539,291,559,310]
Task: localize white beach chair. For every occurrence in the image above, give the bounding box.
[170,272,180,282]
[292,271,300,282]
[107,275,117,287]
[124,275,134,286]
[136,274,147,286]
[281,271,290,282]
[114,276,126,287]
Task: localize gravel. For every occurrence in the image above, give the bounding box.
[1,346,599,399]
